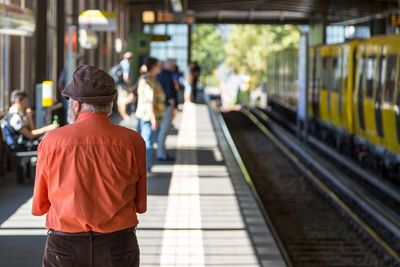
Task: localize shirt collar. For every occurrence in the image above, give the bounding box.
[76,112,109,123]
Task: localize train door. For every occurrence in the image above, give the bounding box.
[362,46,382,145]
[375,54,384,139]
[381,52,400,154]
[341,45,350,132]
[319,49,331,122]
[354,47,366,138]
[342,42,358,134]
[329,47,343,128]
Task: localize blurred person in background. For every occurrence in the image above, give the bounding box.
[156,59,177,162]
[188,61,201,102]
[135,58,165,173]
[127,64,148,114]
[3,90,58,151]
[110,51,133,121]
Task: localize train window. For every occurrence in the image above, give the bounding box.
[342,51,349,91]
[358,56,365,93]
[383,54,397,103]
[332,57,343,92]
[322,57,329,89]
[365,56,376,98]
[357,56,366,130]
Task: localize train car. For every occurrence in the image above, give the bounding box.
[268,35,400,175]
[308,40,359,148]
[267,49,298,112]
[311,35,400,170]
[354,35,400,167]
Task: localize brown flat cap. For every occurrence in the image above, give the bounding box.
[62,65,116,105]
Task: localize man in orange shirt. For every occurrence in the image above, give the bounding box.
[32,65,147,267]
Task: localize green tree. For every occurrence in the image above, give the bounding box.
[224,25,300,88]
[191,24,225,81]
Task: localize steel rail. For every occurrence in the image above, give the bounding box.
[258,107,400,204]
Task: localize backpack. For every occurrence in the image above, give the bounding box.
[109,63,124,84]
[1,115,30,152]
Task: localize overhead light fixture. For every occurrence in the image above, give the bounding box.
[170,0,183,12]
[79,10,117,32]
[115,38,122,53]
[142,10,155,23]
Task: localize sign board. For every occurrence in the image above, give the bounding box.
[391,14,400,26]
[157,11,174,23]
[79,10,117,32]
[151,34,171,42]
[42,81,54,108]
[0,3,35,36]
[156,11,196,24]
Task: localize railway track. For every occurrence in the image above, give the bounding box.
[254,107,400,242]
[218,108,400,267]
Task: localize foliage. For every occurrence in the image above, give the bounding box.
[191,24,225,79]
[224,25,300,88]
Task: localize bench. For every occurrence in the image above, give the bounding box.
[0,119,37,184]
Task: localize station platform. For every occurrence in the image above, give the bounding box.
[0,103,286,267]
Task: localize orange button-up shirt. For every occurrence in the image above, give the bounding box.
[32,112,147,233]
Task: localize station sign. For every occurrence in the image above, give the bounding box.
[157,11,175,23]
[0,3,35,36]
[145,11,195,24]
[79,10,117,31]
[391,14,400,26]
[151,34,171,42]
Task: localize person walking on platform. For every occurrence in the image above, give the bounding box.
[32,65,147,267]
[135,57,165,173]
[156,59,177,161]
[111,51,133,121]
[188,61,201,102]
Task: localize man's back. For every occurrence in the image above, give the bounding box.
[32,112,147,233]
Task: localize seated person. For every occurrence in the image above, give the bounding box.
[3,90,58,150]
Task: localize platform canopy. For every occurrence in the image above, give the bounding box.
[127,0,399,24]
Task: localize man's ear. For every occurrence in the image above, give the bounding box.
[74,100,82,113]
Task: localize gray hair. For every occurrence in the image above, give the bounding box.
[81,102,113,115]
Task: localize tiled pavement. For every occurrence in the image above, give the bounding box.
[0,103,286,267]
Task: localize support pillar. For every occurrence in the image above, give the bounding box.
[370,18,388,36]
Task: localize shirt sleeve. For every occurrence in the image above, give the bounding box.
[134,137,147,214]
[120,60,130,77]
[9,113,24,131]
[172,72,179,82]
[32,143,51,216]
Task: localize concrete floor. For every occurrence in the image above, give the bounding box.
[0,103,285,267]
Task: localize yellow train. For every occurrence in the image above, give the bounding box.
[268,35,400,175]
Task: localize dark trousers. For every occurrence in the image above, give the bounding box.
[43,229,139,267]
